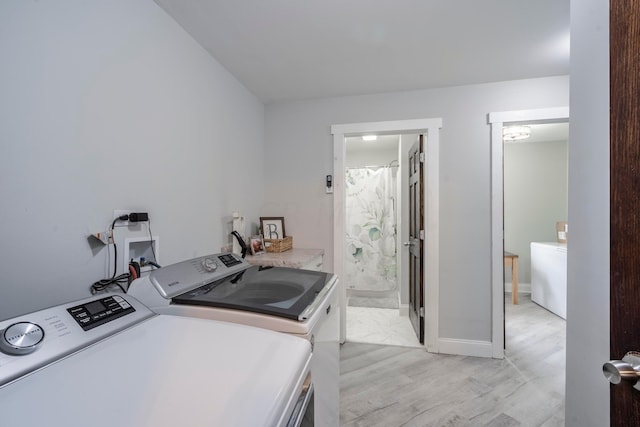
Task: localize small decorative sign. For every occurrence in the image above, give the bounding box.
[260,217,286,240]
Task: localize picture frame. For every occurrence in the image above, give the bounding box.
[249,235,265,255]
[260,216,286,240]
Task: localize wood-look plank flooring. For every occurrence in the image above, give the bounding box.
[340,295,566,426]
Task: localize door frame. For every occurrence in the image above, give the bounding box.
[488,106,570,358]
[331,118,442,351]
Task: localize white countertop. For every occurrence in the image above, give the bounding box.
[245,248,324,268]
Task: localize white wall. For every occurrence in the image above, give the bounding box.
[264,75,569,342]
[0,0,264,320]
[565,0,610,425]
[504,140,568,284]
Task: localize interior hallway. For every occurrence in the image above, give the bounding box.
[340,294,566,426]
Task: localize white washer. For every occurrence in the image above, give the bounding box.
[0,293,312,427]
[129,253,340,427]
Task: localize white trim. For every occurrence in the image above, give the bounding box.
[332,118,442,352]
[332,132,347,343]
[488,107,569,359]
[437,338,494,358]
[425,128,440,354]
[399,304,409,317]
[396,138,406,322]
[488,107,570,124]
[490,117,505,358]
[331,118,441,136]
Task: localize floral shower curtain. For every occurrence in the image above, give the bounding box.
[345,166,397,292]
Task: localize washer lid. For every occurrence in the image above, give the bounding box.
[0,315,311,427]
[172,266,332,320]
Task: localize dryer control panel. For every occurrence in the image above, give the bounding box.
[67,295,136,331]
[0,294,154,388]
[147,253,250,299]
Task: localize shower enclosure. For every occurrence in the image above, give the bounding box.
[345,163,399,308]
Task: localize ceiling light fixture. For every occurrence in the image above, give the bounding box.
[362,135,377,141]
[503,125,531,142]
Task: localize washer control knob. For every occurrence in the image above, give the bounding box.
[202,258,218,272]
[0,322,45,356]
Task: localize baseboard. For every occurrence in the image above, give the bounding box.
[437,338,494,358]
[504,282,531,294]
[398,304,409,317]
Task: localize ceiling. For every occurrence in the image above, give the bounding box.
[154,0,570,104]
[505,122,569,144]
[346,135,400,155]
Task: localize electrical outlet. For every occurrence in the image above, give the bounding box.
[113,210,131,227]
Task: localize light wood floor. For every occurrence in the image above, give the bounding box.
[340,294,566,426]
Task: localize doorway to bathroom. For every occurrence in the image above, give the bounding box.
[343,134,419,347]
[331,117,442,351]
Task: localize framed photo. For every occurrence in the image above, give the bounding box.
[260,216,286,240]
[249,235,265,255]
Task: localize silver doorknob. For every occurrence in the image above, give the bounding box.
[403,242,414,247]
[603,352,640,390]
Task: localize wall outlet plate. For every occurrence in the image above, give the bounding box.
[113,210,131,227]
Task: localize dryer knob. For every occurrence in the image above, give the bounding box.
[202,258,218,272]
[0,322,45,356]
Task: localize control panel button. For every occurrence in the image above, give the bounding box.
[0,322,45,356]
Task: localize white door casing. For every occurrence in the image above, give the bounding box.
[331,118,441,352]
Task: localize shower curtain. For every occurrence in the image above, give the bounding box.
[344,166,397,292]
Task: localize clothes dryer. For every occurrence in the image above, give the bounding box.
[0,293,312,426]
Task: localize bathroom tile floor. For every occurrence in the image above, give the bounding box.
[346,305,422,348]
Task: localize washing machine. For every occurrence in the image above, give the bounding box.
[128,253,340,427]
[0,293,313,426]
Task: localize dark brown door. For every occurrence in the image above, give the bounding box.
[610,1,640,424]
[408,135,424,343]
